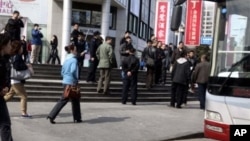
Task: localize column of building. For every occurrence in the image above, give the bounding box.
[61,0,72,64]
[101,0,111,39]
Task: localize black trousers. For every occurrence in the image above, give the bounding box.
[171,82,186,107]
[87,59,98,82]
[155,62,162,84]
[122,74,138,104]
[0,97,13,141]
[47,49,61,64]
[77,57,84,80]
[48,86,82,121]
[161,67,167,84]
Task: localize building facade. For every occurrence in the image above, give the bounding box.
[48,0,157,66]
[201,1,216,37]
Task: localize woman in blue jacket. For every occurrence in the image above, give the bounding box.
[47,44,82,124]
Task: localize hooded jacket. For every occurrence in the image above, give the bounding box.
[61,54,79,85]
[172,57,190,85]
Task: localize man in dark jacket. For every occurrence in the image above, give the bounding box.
[86,31,102,83]
[171,41,186,65]
[119,36,134,67]
[141,40,156,89]
[5,10,24,41]
[121,48,139,105]
[76,32,87,79]
[119,31,131,45]
[71,23,81,45]
[0,33,17,141]
[171,51,190,108]
[161,44,171,85]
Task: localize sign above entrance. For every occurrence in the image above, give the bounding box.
[184,0,203,46]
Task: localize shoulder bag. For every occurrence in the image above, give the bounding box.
[64,85,81,99]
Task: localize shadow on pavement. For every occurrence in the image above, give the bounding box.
[162,132,204,141]
[84,116,130,124]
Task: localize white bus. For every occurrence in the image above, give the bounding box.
[204,0,250,140]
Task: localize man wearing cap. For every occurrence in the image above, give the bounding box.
[5,10,24,41]
[86,31,102,83]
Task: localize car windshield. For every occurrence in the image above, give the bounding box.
[211,0,250,78]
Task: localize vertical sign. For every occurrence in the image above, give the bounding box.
[184,0,203,46]
[155,1,169,44]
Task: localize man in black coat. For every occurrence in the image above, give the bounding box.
[121,48,139,105]
[70,23,81,45]
[5,10,24,41]
[119,36,134,67]
[171,51,190,108]
[119,31,131,45]
[86,31,102,83]
[76,32,87,79]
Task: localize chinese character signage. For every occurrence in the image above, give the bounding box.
[155,1,169,44]
[184,0,203,46]
[0,0,47,24]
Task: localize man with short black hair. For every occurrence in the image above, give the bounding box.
[71,23,81,45]
[120,30,131,45]
[141,40,156,89]
[121,47,139,105]
[86,31,102,83]
[119,36,134,67]
[5,10,24,41]
[171,51,190,108]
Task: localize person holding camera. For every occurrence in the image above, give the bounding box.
[30,24,43,64]
[5,10,24,41]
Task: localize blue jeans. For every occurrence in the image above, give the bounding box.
[197,83,207,109]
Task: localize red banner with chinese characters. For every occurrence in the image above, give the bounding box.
[155,1,169,44]
[184,0,203,46]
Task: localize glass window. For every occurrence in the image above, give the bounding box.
[91,11,102,27]
[133,16,138,34]
[72,10,91,25]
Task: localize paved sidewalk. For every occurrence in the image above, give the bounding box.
[7,101,213,141]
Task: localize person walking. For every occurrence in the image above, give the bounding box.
[30,24,43,64]
[96,37,113,95]
[141,40,156,89]
[192,54,210,110]
[171,51,190,108]
[47,44,82,124]
[46,35,61,65]
[86,31,102,83]
[121,48,139,105]
[0,33,18,141]
[5,10,24,41]
[4,41,32,118]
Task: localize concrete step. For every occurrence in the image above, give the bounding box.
[10,95,197,102]
[24,85,171,92]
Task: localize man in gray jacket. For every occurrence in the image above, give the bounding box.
[96,36,113,95]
